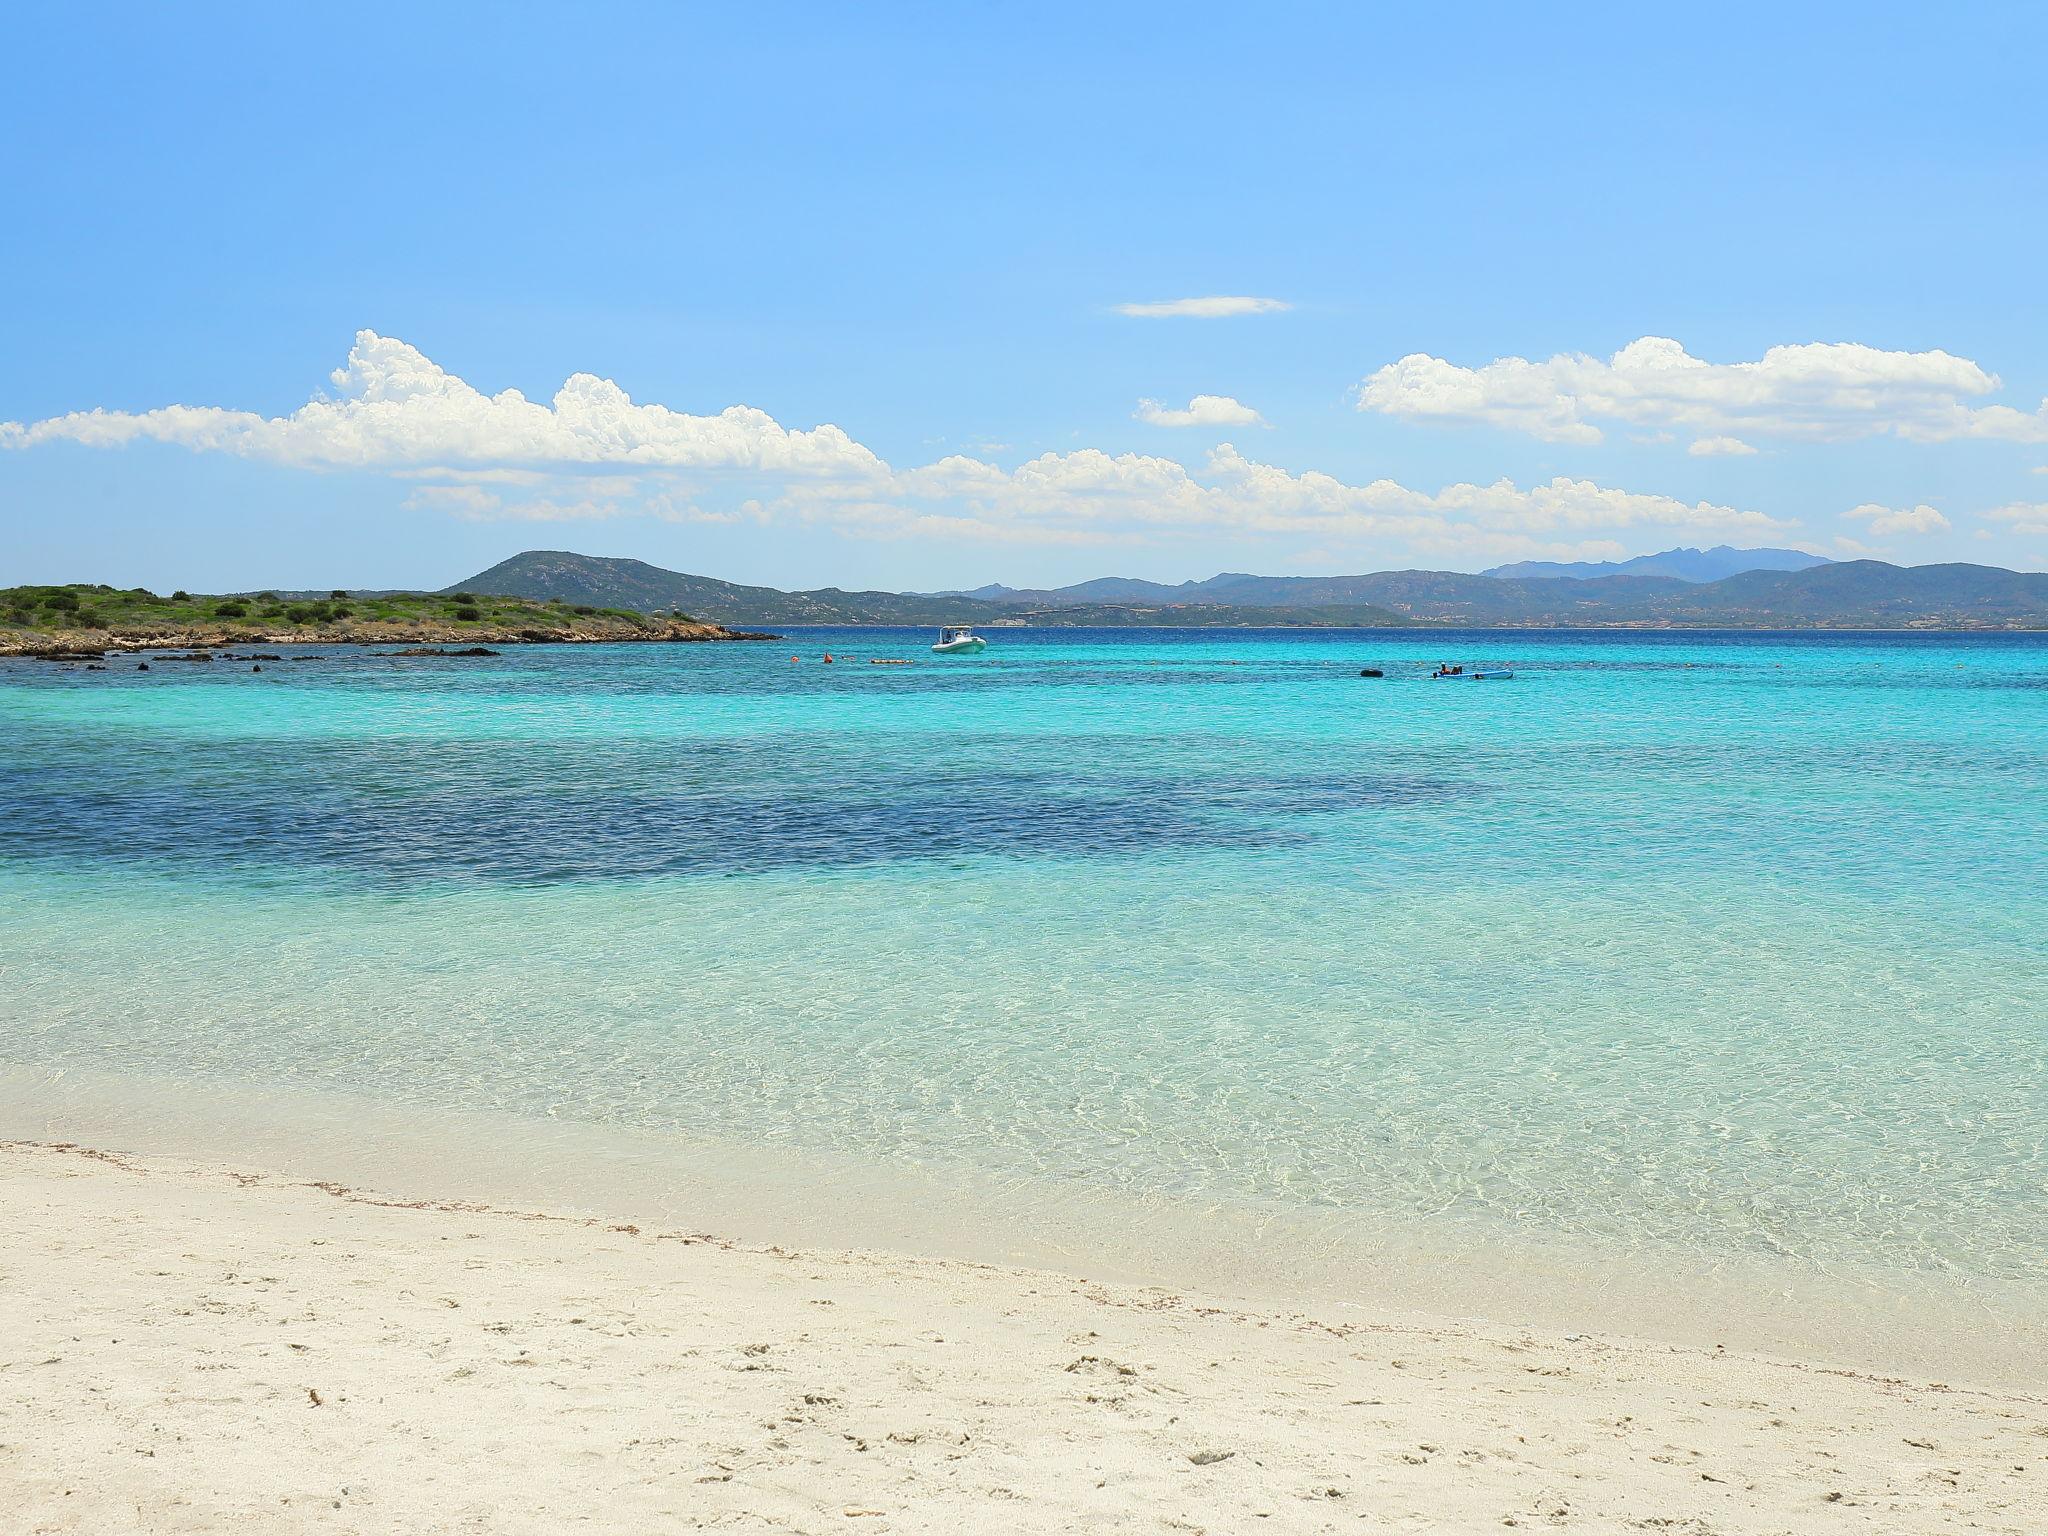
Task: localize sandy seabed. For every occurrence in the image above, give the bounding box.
[3,1140,2043,1535]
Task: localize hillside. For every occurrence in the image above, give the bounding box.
[455,551,1011,625]
[1649,561,2048,625]
[450,552,1416,627]
[1289,561,2048,627]
[0,584,769,654]
[959,561,2048,628]
[8,558,2046,650]
[961,547,1831,603]
[449,550,2048,630]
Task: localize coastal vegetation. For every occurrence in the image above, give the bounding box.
[0,584,765,652]
[13,546,2048,649]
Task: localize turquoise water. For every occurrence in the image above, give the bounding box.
[3,630,2045,1349]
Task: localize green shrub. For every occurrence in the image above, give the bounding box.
[448,592,477,603]
[330,589,348,600]
[171,589,191,601]
[329,604,353,620]
[453,604,482,621]
[213,600,249,618]
[73,608,108,628]
[44,591,81,611]
[571,604,597,616]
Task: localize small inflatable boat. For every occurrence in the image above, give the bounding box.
[1430,668,1514,680]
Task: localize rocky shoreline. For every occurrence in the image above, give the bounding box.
[0,616,780,657]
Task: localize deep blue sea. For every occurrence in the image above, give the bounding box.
[4,628,2044,1373]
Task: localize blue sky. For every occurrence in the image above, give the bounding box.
[4,1,2047,591]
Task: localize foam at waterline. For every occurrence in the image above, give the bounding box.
[5,1065,2042,1392]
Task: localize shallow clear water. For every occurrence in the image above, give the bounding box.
[3,629,2045,1344]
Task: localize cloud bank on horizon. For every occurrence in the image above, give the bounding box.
[1356,336,2048,452]
[0,330,1807,565]
[1,328,2030,564]
[1988,502,2048,537]
[1845,503,1952,537]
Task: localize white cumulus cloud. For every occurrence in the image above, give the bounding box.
[0,331,1795,560]
[1133,394,1265,428]
[787,444,1791,560]
[0,330,883,475]
[1844,503,1952,536]
[1688,435,1758,457]
[1355,336,2048,449]
[1985,502,2048,536]
[1114,296,1291,319]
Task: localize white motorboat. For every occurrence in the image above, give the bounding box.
[931,626,987,655]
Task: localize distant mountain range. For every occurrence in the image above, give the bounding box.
[949,544,1829,602]
[451,552,1416,627]
[450,549,2048,630]
[1481,545,1832,582]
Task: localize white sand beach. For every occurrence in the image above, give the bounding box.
[4,1139,2043,1535]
